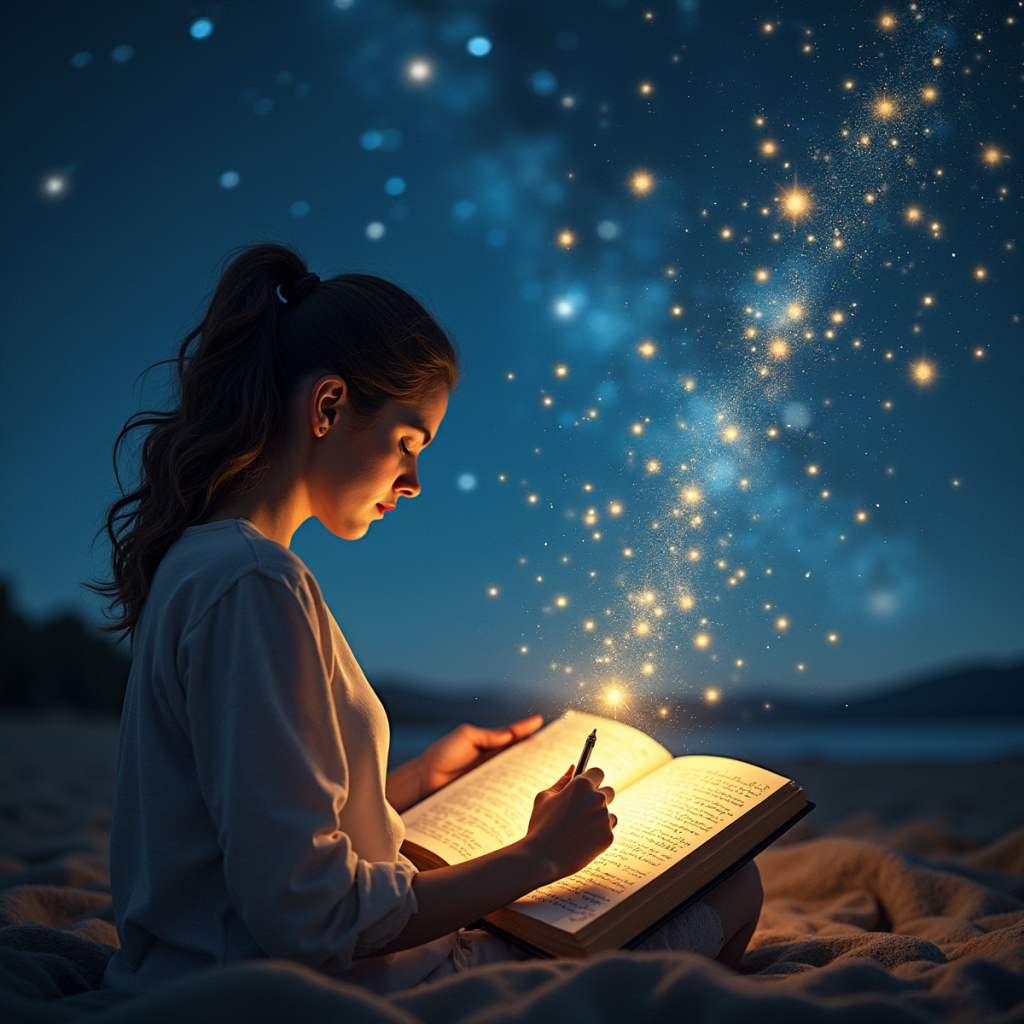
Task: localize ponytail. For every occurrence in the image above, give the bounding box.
[92,243,457,643]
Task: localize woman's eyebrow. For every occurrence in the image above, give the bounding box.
[405,423,432,446]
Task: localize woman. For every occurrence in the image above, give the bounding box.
[98,243,761,994]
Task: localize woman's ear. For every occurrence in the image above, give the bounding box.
[309,375,348,436]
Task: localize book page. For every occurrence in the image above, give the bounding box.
[401,712,672,866]
[508,756,790,933]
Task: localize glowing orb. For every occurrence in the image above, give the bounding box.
[922,86,938,102]
[41,175,67,197]
[639,82,654,96]
[406,58,434,83]
[630,171,654,195]
[637,341,657,358]
[487,587,498,597]
[555,596,568,607]
[878,13,896,30]
[722,426,739,442]
[694,633,711,649]
[874,96,896,118]
[775,617,789,631]
[983,147,1003,166]
[557,230,576,248]
[787,303,803,320]
[910,359,937,386]
[704,687,719,701]
[755,269,770,282]
[780,186,811,221]
[761,141,777,157]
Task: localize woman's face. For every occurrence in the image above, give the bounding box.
[307,384,449,541]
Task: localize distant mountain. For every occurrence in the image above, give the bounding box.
[840,662,1024,718]
[0,582,130,712]
[373,660,1024,726]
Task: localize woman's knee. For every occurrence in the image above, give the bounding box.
[702,860,763,937]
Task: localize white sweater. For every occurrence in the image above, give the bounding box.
[103,519,458,993]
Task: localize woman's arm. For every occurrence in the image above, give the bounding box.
[376,764,616,954]
[386,716,544,813]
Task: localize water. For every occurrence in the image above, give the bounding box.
[388,719,1024,769]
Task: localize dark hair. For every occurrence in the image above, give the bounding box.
[93,242,458,643]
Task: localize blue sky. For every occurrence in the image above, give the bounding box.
[1,0,1021,703]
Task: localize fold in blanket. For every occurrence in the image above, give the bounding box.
[0,823,1021,1022]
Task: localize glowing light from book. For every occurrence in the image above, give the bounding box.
[605,688,623,718]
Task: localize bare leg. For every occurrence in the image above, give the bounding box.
[700,860,763,969]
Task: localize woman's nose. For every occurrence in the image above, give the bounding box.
[396,469,421,498]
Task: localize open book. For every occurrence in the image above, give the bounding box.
[400,711,810,957]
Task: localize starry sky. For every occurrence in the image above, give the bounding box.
[1,0,1021,704]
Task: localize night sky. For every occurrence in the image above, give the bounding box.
[2,1,1021,704]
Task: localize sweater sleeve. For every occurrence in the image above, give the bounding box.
[179,570,418,971]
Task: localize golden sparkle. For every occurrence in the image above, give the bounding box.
[780,184,812,222]
[557,230,576,249]
[874,95,896,119]
[910,358,937,386]
[630,170,655,195]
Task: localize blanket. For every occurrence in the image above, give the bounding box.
[0,824,1021,1022]
[0,718,1021,1022]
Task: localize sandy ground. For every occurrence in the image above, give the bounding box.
[2,713,1022,853]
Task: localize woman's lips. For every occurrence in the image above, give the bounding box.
[376,503,396,515]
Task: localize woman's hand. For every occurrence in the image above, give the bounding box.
[378,763,616,956]
[416,715,544,799]
[521,765,616,882]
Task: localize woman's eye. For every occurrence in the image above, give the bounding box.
[400,439,412,457]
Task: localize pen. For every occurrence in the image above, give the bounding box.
[572,729,597,778]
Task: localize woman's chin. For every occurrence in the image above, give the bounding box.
[320,516,371,541]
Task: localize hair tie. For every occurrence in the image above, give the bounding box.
[276,272,320,305]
